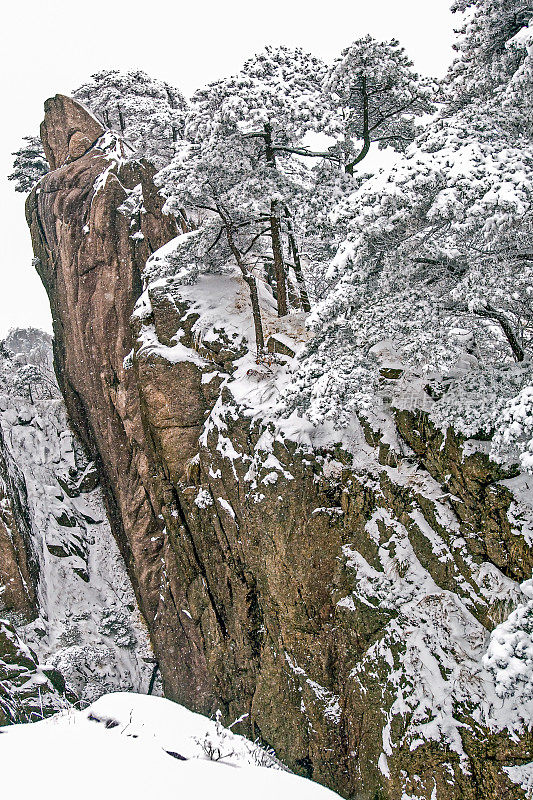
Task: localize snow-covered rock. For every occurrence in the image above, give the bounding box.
[0,330,155,704]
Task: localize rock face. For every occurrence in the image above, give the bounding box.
[0,329,157,709]
[26,96,180,691]
[26,95,533,799]
[40,95,105,171]
[0,427,37,620]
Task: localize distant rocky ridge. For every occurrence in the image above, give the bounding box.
[14,93,533,799]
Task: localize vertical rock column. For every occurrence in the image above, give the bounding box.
[25,95,209,700]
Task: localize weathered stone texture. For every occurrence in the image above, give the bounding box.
[26,95,186,694]
[0,427,37,620]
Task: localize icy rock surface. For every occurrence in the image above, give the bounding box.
[0,330,154,704]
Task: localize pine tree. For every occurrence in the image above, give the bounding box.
[324,36,435,174]
[448,0,533,119]
[156,135,270,354]
[8,136,49,193]
[73,70,187,168]
[286,1,533,433]
[160,47,326,318]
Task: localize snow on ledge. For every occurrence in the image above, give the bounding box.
[0,692,343,800]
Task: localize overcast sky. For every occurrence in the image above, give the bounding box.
[0,0,457,337]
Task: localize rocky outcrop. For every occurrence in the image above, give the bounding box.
[130,278,533,799]
[26,95,533,799]
[26,95,180,693]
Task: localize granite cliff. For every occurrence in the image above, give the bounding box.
[15,94,533,799]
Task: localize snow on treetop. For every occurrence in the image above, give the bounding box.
[187,46,328,141]
[73,69,187,169]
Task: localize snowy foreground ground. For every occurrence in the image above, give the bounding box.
[0,692,342,799]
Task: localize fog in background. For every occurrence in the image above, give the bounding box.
[0,0,456,337]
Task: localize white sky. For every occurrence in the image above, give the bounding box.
[0,0,457,337]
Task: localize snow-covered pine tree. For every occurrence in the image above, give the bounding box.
[8,136,49,193]
[324,35,435,175]
[448,0,533,121]
[276,35,434,307]
[159,47,328,319]
[156,132,272,354]
[73,70,187,168]
[231,47,332,315]
[286,0,533,434]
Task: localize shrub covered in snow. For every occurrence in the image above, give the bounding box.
[484,579,533,723]
[429,364,530,439]
[0,619,71,724]
[492,383,533,471]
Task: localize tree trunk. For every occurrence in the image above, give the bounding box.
[243,274,265,354]
[270,200,288,317]
[284,206,311,312]
[345,76,371,175]
[218,207,265,355]
[263,123,289,317]
[117,104,126,134]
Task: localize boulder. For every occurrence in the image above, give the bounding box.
[40,94,104,170]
